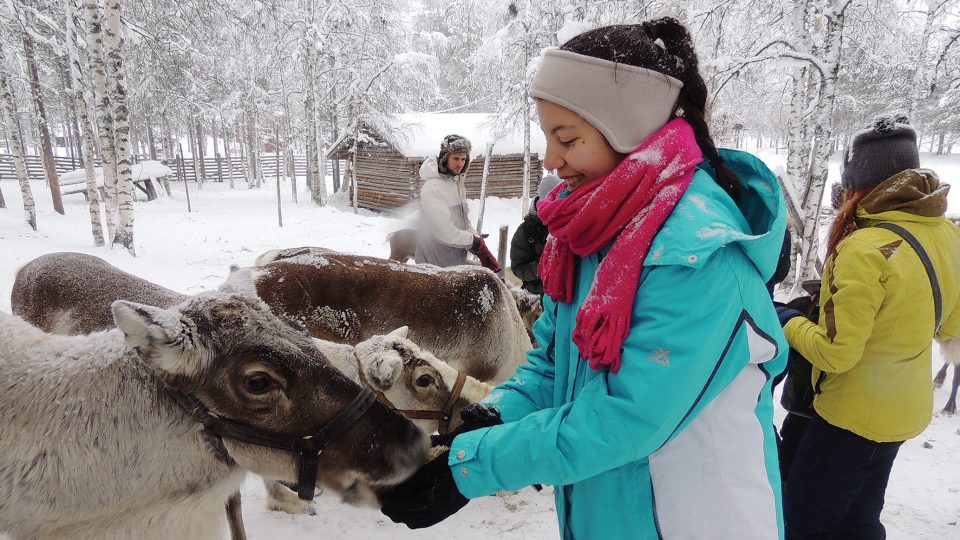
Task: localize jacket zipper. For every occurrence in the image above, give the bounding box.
[650,477,664,539]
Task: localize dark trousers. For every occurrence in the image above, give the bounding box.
[784,414,903,540]
[778,412,811,484]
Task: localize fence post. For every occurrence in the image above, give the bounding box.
[177,143,192,213]
[497,226,508,280]
[215,153,224,183]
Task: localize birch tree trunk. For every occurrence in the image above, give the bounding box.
[195,117,205,187]
[84,0,118,242]
[304,47,323,204]
[303,50,322,201]
[350,117,359,213]
[105,0,135,254]
[224,119,235,189]
[521,44,531,216]
[19,4,65,215]
[908,0,944,116]
[0,40,36,230]
[797,2,849,281]
[67,0,104,246]
[246,110,259,189]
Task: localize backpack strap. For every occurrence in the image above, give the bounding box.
[874,222,942,335]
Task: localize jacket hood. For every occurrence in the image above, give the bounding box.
[857,168,949,224]
[646,149,787,283]
[420,156,461,183]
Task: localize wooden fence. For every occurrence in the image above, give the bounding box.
[0,153,333,184]
[0,154,97,182]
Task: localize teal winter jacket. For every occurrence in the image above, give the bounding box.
[449,150,788,539]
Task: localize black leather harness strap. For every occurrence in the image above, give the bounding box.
[167,386,377,501]
[875,222,943,335]
[394,372,468,435]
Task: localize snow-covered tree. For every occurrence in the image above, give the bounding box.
[0,36,36,230]
[66,0,104,245]
[13,0,64,215]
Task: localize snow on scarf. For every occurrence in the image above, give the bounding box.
[536,118,702,373]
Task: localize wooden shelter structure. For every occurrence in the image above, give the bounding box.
[326,113,546,211]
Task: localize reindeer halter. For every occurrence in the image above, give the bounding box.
[355,352,468,435]
[165,385,376,501]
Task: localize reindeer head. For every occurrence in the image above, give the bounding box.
[112,292,427,505]
[508,284,543,346]
[356,327,492,434]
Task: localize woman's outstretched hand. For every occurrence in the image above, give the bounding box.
[379,449,469,529]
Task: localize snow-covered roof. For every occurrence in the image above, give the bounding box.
[377,113,547,159]
[59,160,173,187]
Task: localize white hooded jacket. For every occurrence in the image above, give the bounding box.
[415,157,475,266]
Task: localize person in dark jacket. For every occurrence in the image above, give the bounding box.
[509,174,561,295]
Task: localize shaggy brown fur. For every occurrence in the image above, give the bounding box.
[242,247,530,384]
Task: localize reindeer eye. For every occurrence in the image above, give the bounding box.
[416,375,434,388]
[246,374,273,393]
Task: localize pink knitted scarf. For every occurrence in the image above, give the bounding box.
[537,118,702,373]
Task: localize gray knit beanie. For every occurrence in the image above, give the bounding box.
[537,174,562,199]
[841,115,919,190]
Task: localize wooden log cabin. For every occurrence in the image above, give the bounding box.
[326,113,547,212]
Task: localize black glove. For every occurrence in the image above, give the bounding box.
[774,302,804,327]
[379,449,469,529]
[431,403,503,448]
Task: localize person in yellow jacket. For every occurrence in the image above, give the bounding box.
[776,115,960,539]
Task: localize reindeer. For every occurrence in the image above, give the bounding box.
[386,228,418,263]
[265,327,493,515]
[933,337,960,415]
[239,246,532,384]
[0,293,427,540]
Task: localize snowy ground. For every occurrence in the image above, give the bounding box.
[1,152,959,538]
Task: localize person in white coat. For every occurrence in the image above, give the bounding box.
[415,134,498,270]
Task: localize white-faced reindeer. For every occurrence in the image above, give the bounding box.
[933,337,960,414]
[265,328,493,515]
[0,293,427,540]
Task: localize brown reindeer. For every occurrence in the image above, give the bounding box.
[386,228,418,263]
[12,252,187,335]
[235,246,531,384]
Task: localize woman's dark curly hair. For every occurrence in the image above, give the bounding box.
[561,19,741,202]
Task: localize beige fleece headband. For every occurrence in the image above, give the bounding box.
[530,48,684,153]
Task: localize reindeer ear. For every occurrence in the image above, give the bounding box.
[111,300,204,378]
[387,326,409,338]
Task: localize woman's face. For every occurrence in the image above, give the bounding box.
[536,99,625,192]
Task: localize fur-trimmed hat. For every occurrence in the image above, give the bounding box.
[842,115,920,190]
[438,134,472,175]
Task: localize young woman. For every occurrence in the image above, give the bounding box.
[381,20,788,539]
[775,116,960,539]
